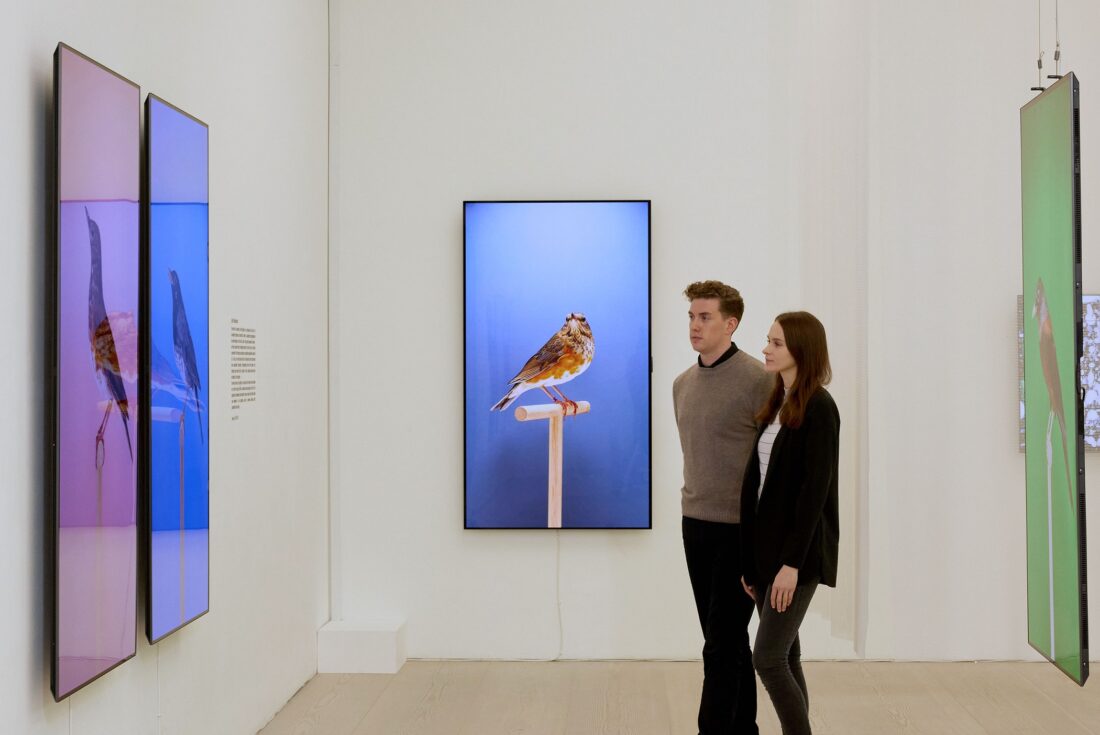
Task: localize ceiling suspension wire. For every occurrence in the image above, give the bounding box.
[1033,0,1046,91]
[1054,0,1062,77]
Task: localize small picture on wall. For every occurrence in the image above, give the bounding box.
[464,201,651,529]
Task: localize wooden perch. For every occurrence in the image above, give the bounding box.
[514,401,591,528]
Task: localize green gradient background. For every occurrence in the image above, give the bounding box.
[1021,74,1086,684]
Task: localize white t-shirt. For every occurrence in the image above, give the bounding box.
[757,415,782,500]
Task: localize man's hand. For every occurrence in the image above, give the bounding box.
[741,576,756,602]
[770,565,798,613]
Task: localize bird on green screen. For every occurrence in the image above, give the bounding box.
[1032,277,1074,511]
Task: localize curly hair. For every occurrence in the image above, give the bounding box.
[683,280,745,321]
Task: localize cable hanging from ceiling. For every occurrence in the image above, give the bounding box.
[1052,0,1062,78]
[1033,0,1046,92]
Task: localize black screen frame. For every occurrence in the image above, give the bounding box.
[1020,72,1089,686]
[51,42,142,702]
[142,93,212,645]
[461,199,653,531]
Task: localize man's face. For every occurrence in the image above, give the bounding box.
[688,298,737,356]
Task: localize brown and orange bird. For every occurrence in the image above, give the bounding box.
[86,207,133,463]
[1032,277,1074,511]
[490,312,594,414]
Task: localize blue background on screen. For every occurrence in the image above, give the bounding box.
[465,201,650,528]
[148,97,209,638]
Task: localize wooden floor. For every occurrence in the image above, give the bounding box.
[258,661,1100,734]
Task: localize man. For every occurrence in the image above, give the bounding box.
[674,280,774,735]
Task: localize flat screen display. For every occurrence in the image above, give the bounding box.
[52,43,140,700]
[145,95,209,642]
[464,201,651,529]
[1020,72,1088,685]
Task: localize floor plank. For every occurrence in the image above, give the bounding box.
[807,662,983,735]
[348,661,489,735]
[258,661,1100,735]
[1013,662,1100,734]
[661,661,702,735]
[454,661,573,735]
[932,662,1094,735]
[258,674,392,735]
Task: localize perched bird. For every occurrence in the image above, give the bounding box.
[169,269,204,443]
[86,207,133,461]
[491,312,594,414]
[1032,277,1074,509]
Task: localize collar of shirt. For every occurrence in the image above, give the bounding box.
[698,341,739,369]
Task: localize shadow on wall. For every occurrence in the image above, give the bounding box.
[37,64,57,706]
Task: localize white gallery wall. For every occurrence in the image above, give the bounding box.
[330,0,1100,663]
[865,0,1100,660]
[2,1,330,734]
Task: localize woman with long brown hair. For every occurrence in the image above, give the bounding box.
[739,311,840,735]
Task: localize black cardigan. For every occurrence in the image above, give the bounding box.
[740,387,840,588]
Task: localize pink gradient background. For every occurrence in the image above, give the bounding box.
[55,45,139,699]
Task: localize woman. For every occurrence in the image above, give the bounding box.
[739,311,840,735]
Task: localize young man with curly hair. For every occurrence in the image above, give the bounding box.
[674,280,773,735]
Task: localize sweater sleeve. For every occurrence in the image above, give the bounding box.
[740,434,761,584]
[779,395,840,570]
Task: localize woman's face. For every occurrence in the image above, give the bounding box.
[763,321,796,376]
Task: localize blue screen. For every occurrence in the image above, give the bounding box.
[465,201,651,528]
[147,96,209,640]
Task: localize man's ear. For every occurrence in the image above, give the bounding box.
[727,316,739,336]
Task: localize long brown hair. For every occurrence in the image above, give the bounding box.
[755,311,831,429]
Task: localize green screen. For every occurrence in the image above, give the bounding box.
[1021,72,1088,685]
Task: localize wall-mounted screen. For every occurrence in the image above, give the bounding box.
[52,43,140,701]
[1020,72,1088,686]
[464,201,651,529]
[144,95,209,642]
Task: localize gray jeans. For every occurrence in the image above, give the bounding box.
[753,582,818,735]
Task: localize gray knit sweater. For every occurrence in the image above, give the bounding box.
[673,346,774,524]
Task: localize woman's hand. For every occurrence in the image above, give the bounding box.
[770,565,798,612]
[741,576,755,602]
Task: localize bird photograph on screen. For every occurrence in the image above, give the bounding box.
[86,208,135,464]
[145,94,210,644]
[1031,278,1074,507]
[52,43,141,701]
[464,201,651,529]
[490,312,594,415]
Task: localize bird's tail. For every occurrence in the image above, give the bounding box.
[1058,413,1075,515]
[194,385,205,443]
[491,384,524,412]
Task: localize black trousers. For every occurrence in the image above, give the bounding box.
[682,517,759,735]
